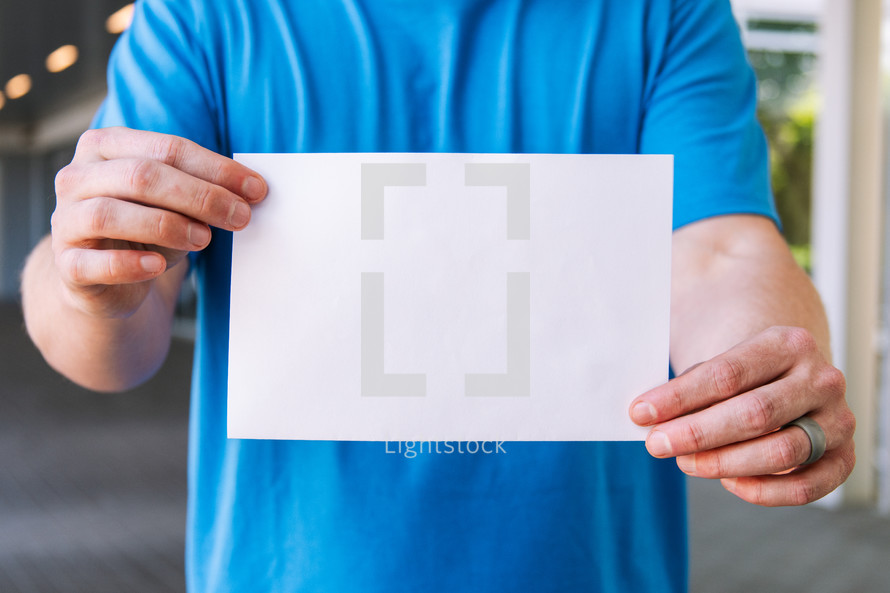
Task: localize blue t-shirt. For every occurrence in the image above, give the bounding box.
[94,1,776,591]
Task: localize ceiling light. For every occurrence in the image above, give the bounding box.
[5,74,32,100]
[106,3,135,34]
[46,44,79,73]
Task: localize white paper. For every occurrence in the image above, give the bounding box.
[228,153,672,441]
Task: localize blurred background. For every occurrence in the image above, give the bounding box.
[1,0,890,591]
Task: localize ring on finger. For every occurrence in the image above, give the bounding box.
[783,415,827,465]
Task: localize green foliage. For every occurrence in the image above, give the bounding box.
[748,49,816,251]
[759,93,815,247]
[789,243,812,274]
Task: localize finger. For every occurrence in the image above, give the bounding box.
[72,127,267,203]
[719,443,856,507]
[54,197,212,252]
[644,380,809,458]
[57,247,167,287]
[643,359,847,458]
[630,327,819,425]
[675,407,855,478]
[57,158,253,231]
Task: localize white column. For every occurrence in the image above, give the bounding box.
[813,0,883,506]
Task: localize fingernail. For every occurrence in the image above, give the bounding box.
[631,401,657,424]
[677,454,697,476]
[188,223,211,247]
[140,254,163,274]
[242,176,266,201]
[228,201,251,229]
[646,430,672,457]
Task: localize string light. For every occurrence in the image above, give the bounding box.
[5,74,32,100]
[106,3,135,34]
[0,3,135,114]
[46,45,79,73]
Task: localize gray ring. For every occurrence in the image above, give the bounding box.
[784,416,827,465]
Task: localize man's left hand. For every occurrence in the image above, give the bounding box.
[629,325,855,506]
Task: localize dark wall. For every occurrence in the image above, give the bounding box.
[0,144,75,300]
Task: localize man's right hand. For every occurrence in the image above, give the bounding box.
[50,126,267,318]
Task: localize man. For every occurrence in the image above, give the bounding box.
[21,0,853,591]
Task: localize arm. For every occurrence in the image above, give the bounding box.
[630,214,855,506]
[21,127,267,392]
[670,214,830,366]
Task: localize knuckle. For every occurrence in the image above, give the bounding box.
[54,164,78,196]
[50,208,64,236]
[105,253,125,280]
[661,384,684,414]
[841,445,857,477]
[126,159,160,194]
[814,365,846,400]
[153,210,176,242]
[837,408,856,442]
[823,447,855,484]
[679,420,708,452]
[75,128,104,155]
[709,453,727,478]
[85,198,114,235]
[709,358,745,398]
[780,326,817,355]
[770,434,805,469]
[738,480,768,506]
[150,134,186,168]
[788,477,818,506]
[50,226,66,260]
[193,183,218,219]
[698,451,726,478]
[61,250,87,285]
[738,392,776,433]
[51,205,84,245]
[750,486,769,507]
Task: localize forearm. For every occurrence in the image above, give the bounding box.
[633,214,852,506]
[21,235,185,392]
[669,214,830,372]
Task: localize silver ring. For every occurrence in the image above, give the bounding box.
[784,416,827,465]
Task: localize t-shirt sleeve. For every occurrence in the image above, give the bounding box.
[91,0,223,154]
[641,0,778,230]
[92,0,225,270]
